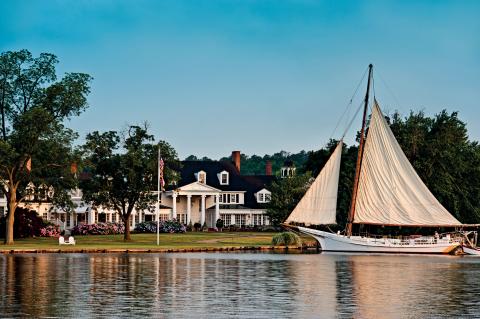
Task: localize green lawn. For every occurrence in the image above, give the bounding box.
[0,232,287,251]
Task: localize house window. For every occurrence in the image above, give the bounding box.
[219,171,229,185]
[235,215,246,226]
[0,207,4,216]
[198,172,206,184]
[253,214,265,226]
[256,190,271,203]
[230,194,236,203]
[221,214,231,226]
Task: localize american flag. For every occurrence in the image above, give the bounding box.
[159,157,165,191]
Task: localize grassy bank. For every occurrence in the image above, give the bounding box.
[0,232,318,253]
[0,232,284,251]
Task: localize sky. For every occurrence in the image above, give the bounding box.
[1,0,479,159]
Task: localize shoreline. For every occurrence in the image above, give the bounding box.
[0,245,311,254]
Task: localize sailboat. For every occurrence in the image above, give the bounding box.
[284,64,478,254]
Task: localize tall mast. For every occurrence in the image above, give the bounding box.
[346,64,373,236]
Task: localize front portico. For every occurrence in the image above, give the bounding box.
[163,182,221,227]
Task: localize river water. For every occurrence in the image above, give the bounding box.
[0,252,479,318]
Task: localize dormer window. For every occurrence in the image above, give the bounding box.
[196,171,206,184]
[218,171,229,185]
[256,189,271,203]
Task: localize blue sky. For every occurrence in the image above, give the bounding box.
[1,0,479,159]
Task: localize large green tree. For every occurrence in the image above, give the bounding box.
[266,173,312,226]
[0,50,91,244]
[80,125,180,241]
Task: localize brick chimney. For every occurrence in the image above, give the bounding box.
[232,151,241,172]
[265,161,272,176]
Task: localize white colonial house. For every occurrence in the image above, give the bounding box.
[0,151,282,230]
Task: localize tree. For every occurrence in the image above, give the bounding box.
[80,125,180,241]
[0,49,91,244]
[266,173,312,226]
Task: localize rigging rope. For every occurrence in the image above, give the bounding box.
[328,66,369,143]
[376,68,403,112]
[340,100,364,140]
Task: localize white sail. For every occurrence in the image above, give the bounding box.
[286,141,343,225]
[354,101,461,226]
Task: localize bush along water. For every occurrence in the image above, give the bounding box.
[134,220,186,233]
[71,222,125,236]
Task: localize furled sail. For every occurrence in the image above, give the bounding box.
[286,141,343,225]
[354,101,461,226]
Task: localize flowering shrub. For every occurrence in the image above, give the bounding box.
[134,220,186,233]
[71,222,125,236]
[39,224,61,237]
[0,207,47,238]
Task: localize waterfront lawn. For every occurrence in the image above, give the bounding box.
[0,232,285,251]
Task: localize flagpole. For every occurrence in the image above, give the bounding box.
[157,143,161,246]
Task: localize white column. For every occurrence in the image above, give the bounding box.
[69,213,75,228]
[88,210,95,224]
[131,212,136,229]
[249,212,253,226]
[172,193,177,220]
[231,214,235,226]
[115,212,119,223]
[187,195,192,224]
[201,195,206,225]
[215,194,220,226]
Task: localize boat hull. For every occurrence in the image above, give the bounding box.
[462,246,480,256]
[298,227,460,254]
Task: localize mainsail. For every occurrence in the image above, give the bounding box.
[354,101,461,226]
[286,141,343,225]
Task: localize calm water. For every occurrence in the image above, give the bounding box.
[0,252,479,318]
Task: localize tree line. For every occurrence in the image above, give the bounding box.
[186,150,309,175]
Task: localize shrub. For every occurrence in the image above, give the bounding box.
[39,224,61,237]
[193,222,201,231]
[272,232,302,247]
[134,219,186,234]
[0,207,49,238]
[71,222,125,236]
[216,218,224,230]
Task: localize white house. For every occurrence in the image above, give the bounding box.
[0,151,279,230]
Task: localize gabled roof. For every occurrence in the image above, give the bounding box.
[176,160,276,209]
[176,181,221,193]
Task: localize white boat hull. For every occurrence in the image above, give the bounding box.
[462,246,480,256]
[298,227,460,254]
